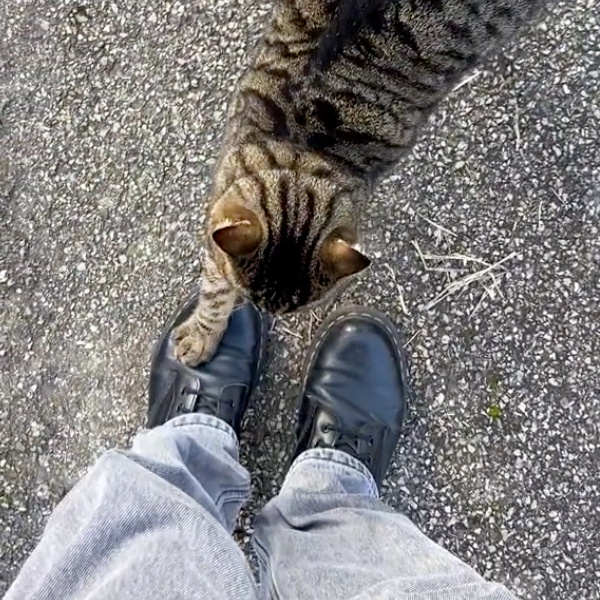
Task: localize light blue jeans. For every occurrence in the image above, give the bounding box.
[6,413,517,600]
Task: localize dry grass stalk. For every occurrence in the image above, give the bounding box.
[280,325,304,340]
[411,240,516,312]
[425,252,517,311]
[383,263,410,316]
[417,213,458,239]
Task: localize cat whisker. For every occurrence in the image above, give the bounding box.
[451,69,482,92]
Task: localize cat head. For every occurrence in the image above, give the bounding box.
[208,170,370,313]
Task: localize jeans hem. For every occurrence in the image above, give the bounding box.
[287,448,379,497]
[164,413,239,450]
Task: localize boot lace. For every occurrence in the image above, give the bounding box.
[176,387,234,416]
[319,423,375,465]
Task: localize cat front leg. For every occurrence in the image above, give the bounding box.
[172,252,238,366]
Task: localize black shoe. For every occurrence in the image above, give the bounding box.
[147,291,268,436]
[293,306,409,487]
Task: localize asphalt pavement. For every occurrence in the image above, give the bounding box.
[1,1,599,598]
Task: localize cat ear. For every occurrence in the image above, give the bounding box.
[212,206,262,257]
[320,233,371,280]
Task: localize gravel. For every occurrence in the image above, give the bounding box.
[1,0,599,598]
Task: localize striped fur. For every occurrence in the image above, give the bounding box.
[174,0,545,365]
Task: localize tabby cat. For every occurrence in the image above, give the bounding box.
[174,0,545,365]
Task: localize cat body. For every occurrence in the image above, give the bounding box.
[174,0,544,365]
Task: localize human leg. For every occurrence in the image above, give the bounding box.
[253,306,517,600]
[7,294,267,600]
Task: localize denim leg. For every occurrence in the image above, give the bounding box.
[253,448,517,600]
[6,414,258,600]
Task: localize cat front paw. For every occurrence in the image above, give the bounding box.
[172,321,224,367]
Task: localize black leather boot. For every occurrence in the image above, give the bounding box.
[147,292,268,436]
[293,306,409,487]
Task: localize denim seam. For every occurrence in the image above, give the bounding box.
[214,489,249,511]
